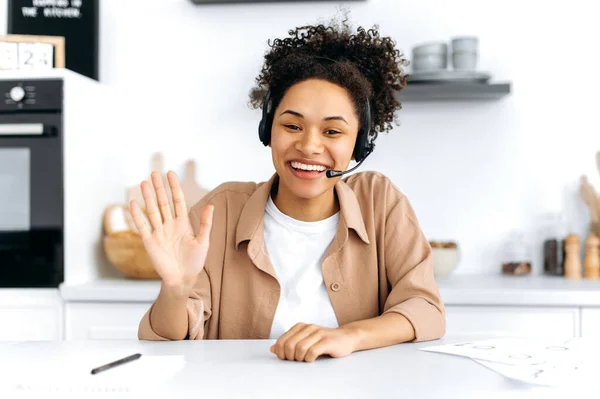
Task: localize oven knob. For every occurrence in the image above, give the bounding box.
[10,86,26,102]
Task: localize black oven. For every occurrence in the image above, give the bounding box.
[0,78,64,287]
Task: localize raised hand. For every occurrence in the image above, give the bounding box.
[129,171,213,297]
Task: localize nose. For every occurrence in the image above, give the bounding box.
[295,129,323,156]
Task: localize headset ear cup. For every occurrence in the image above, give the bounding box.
[258,119,265,145]
[260,114,273,146]
[258,119,270,146]
[353,129,363,162]
[258,90,272,147]
[354,101,371,162]
[354,128,371,162]
[353,100,373,162]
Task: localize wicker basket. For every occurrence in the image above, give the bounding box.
[592,222,600,239]
[103,233,160,279]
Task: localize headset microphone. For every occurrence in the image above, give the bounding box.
[325,147,374,178]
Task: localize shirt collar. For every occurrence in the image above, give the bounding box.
[335,177,370,245]
[235,173,370,249]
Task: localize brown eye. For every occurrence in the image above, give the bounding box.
[284,124,301,131]
[324,130,341,135]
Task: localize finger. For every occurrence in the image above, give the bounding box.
[285,324,320,361]
[151,171,173,222]
[141,180,162,231]
[304,338,332,363]
[295,330,323,362]
[194,205,214,244]
[283,324,319,361]
[129,200,151,240]
[273,323,307,360]
[167,171,187,219]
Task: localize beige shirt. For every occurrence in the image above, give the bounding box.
[138,171,446,342]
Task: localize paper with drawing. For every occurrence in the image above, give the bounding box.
[419,338,600,387]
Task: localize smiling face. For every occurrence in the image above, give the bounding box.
[269,78,360,220]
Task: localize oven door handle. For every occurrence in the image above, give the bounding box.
[0,123,46,136]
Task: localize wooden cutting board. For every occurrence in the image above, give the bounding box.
[127,152,209,219]
[180,159,209,210]
[579,175,598,223]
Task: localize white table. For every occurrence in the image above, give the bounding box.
[0,336,586,398]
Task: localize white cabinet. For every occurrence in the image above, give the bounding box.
[65,302,151,340]
[63,303,585,341]
[581,307,600,337]
[445,305,580,338]
[54,276,600,340]
[0,289,63,341]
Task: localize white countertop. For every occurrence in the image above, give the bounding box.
[0,337,583,397]
[438,274,600,307]
[60,279,161,302]
[59,275,600,307]
[0,288,61,306]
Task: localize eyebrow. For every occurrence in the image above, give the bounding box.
[279,110,348,125]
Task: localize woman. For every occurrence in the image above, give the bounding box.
[133,19,445,363]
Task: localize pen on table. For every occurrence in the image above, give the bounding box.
[91,353,142,375]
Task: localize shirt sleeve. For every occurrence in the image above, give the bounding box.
[137,205,213,341]
[381,193,446,342]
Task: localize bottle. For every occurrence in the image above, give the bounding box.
[540,212,567,276]
[564,234,582,279]
[583,233,600,279]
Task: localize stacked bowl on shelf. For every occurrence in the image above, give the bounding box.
[409,36,490,83]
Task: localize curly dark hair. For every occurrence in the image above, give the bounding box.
[249,16,408,139]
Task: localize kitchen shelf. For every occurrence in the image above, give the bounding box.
[396,82,511,102]
[189,0,364,3]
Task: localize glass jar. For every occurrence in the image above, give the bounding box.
[501,230,532,275]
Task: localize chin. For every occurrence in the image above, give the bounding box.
[289,184,329,200]
[278,171,331,200]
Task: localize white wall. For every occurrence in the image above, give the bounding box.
[2,0,599,276]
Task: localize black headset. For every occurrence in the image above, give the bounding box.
[258,88,375,164]
[257,56,376,166]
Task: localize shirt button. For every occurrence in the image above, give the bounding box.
[330,282,341,292]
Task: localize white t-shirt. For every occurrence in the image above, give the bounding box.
[264,195,340,339]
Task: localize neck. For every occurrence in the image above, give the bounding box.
[272,182,339,222]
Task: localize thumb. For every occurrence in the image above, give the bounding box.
[195,204,214,243]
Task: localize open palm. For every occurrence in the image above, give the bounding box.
[129,171,213,294]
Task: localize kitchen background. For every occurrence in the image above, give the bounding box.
[2,0,600,344]
[1,0,599,279]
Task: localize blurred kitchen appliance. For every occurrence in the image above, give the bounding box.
[1,69,136,286]
[0,78,63,287]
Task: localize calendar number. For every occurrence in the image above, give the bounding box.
[0,42,54,70]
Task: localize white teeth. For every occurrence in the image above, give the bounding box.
[290,161,326,172]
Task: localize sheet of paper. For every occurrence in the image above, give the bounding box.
[0,353,185,394]
[419,337,588,366]
[473,358,594,387]
[419,338,600,388]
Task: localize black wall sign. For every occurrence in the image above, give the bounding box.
[8,0,99,80]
